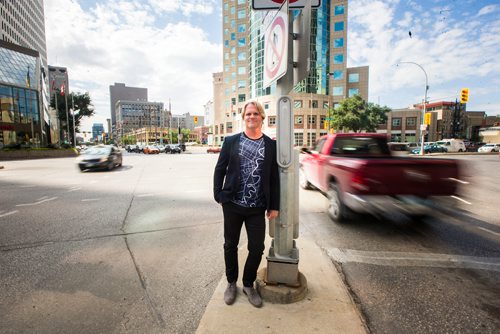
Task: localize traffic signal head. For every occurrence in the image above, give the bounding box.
[460,88,469,103]
[424,112,431,125]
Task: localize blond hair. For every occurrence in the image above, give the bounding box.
[242,100,266,120]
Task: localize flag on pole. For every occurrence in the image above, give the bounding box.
[60,81,65,96]
[26,67,31,88]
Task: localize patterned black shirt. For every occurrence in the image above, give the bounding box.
[232,133,266,208]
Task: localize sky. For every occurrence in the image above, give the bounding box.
[44,0,500,133]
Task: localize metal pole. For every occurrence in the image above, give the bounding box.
[398,62,428,155]
[71,94,76,147]
[64,82,69,144]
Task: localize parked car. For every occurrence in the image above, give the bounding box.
[411,144,447,154]
[143,145,160,154]
[77,145,122,172]
[465,142,485,152]
[478,143,500,153]
[207,146,221,154]
[165,144,181,154]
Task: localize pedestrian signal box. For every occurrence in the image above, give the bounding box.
[424,113,431,125]
[460,88,469,103]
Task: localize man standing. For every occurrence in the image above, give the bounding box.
[213,100,280,308]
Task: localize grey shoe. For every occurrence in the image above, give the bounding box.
[243,286,262,308]
[224,282,237,305]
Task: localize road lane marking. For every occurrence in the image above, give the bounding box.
[477,227,500,237]
[16,197,58,207]
[19,185,36,188]
[450,195,472,205]
[327,248,500,272]
[81,198,100,202]
[0,210,19,218]
[67,187,82,192]
[37,196,48,201]
[137,193,155,197]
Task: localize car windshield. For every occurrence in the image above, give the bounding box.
[84,146,110,155]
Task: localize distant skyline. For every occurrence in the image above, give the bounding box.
[44,0,500,132]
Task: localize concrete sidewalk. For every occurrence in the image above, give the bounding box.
[196,236,367,334]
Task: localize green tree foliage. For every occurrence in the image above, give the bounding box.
[50,91,94,143]
[330,95,389,133]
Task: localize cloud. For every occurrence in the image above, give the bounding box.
[477,4,498,16]
[148,0,216,16]
[45,0,221,132]
[348,0,500,113]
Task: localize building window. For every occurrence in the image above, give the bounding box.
[308,115,316,124]
[294,100,303,108]
[238,38,245,47]
[268,116,276,125]
[406,117,416,126]
[332,86,343,96]
[311,100,318,108]
[294,132,304,146]
[237,9,245,19]
[238,24,246,33]
[238,94,246,102]
[238,80,246,88]
[334,21,344,31]
[237,52,246,60]
[323,101,329,109]
[334,38,344,48]
[348,88,359,97]
[224,40,229,47]
[334,5,345,15]
[334,54,343,64]
[231,33,235,40]
[348,73,359,83]
[295,116,303,124]
[230,46,235,54]
[392,118,401,127]
[238,66,246,75]
[264,103,269,110]
[333,70,343,80]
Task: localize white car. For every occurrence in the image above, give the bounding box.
[478,143,500,153]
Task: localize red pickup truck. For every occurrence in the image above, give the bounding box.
[299,133,462,222]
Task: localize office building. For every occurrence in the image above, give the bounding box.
[216,0,369,146]
[0,1,52,146]
[0,0,48,69]
[115,100,163,142]
[92,123,104,142]
[109,82,148,135]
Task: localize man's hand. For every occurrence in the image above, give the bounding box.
[266,210,279,220]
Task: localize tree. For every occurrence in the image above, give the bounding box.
[50,91,94,144]
[330,94,389,133]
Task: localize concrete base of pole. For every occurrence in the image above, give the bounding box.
[256,267,308,304]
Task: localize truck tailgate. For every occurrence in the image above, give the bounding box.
[345,157,460,196]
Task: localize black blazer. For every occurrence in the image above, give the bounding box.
[213,132,280,211]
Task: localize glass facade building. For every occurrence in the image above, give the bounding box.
[216,0,369,146]
[0,40,44,147]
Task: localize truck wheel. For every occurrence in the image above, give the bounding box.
[327,183,348,223]
[299,166,312,189]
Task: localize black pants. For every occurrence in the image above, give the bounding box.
[222,202,266,287]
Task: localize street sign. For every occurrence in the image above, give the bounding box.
[263,6,288,88]
[277,96,293,168]
[253,0,320,10]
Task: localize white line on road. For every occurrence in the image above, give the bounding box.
[16,197,58,207]
[67,187,82,192]
[327,248,500,272]
[81,198,100,202]
[19,185,36,188]
[450,195,472,205]
[37,196,48,201]
[0,210,19,218]
[137,193,155,197]
[477,227,500,237]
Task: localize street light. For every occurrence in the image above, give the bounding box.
[397,61,429,156]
